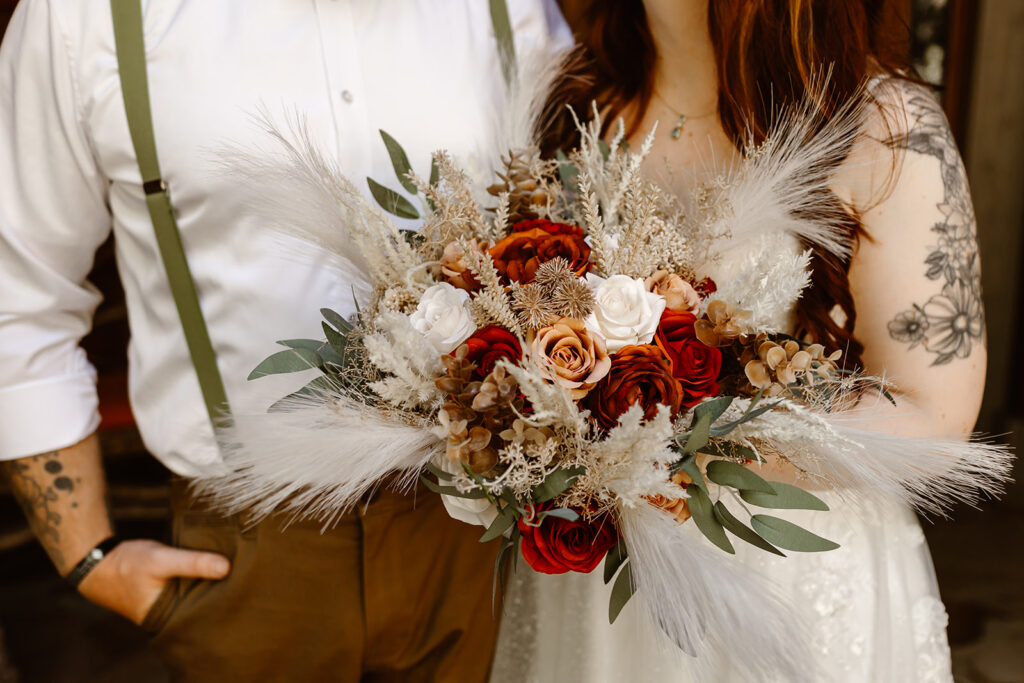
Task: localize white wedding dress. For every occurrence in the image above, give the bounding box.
[489,230,955,682]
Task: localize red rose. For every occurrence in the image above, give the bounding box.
[517,504,619,575]
[488,219,591,284]
[456,325,522,380]
[585,345,683,431]
[654,310,722,408]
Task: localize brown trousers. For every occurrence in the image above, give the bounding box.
[142,481,502,682]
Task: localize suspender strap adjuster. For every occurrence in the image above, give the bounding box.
[143,178,166,196]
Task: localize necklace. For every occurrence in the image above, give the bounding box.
[652,89,717,140]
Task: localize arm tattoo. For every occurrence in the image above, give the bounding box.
[886,91,984,365]
[1,452,78,569]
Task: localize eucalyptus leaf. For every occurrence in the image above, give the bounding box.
[379,129,418,194]
[367,177,419,219]
[750,515,840,552]
[320,308,353,334]
[533,466,585,503]
[705,460,775,494]
[603,539,628,585]
[429,155,440,187]
[479,506,517,543]
[678,454,708,494]
[713,502,785,556]
[740,482,830,511]
[268,376,337,412]
[400,229,426,247]
[276,338,325,352]
[687,486,734,554]
[540,508,580,523]
[321,321,349,358]
[598,139,611,162]
[694,396,735,424]
[702,440,765,463]
[247,347,321,380]
[679,411,712,456]
[492,536,514,608]
[424,462,453,481]
[555,150,579,191]
[608,561,635,624]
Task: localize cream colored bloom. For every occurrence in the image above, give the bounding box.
[409,282,476,354]
[645,270,701,315]
[585,274,666,352]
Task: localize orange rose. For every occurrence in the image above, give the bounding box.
[532,318,611,399]
[489,219,591,285]
[585,345,683,431]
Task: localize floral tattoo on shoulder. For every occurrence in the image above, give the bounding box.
[886,91,984,366]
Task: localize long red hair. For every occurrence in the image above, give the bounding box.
[543,0,913,368]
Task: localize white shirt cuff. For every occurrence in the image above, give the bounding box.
[0,372,100,460]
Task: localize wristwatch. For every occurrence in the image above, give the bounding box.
[66,536,122,589]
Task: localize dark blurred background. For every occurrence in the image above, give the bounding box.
[0,1,1022,681]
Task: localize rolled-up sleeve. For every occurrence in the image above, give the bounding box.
[0,0,111,459]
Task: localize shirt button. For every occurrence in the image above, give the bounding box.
[341,90,354,104]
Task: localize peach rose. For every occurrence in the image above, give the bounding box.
[440,239,489,292]
[531,318,611,399]
[645,270,702,315]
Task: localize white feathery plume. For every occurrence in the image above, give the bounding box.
[220,110,422,294]
[192,389,443,527]
[363,311,444,409]
[722,398,1014,515]
[584,405,681,505]
[706,239,813,331]
[705,81,868,265]
[619,503,814,682]
[818,411,1014,516]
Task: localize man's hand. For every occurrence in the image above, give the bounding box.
[1,432,230,626]
[78,539,230,625]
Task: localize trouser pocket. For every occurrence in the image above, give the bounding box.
[140,578,182,635]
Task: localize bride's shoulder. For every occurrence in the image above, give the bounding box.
[833,75,962,221]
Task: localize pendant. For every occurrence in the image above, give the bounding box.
[670,113,687,140]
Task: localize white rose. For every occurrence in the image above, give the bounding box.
[585,273,666,352]
[434,456,500,529]
[409,282,477,354]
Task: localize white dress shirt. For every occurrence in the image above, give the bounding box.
[0,0,570,474]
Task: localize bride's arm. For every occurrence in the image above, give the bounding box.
[840,82,985,439]
[758,84,985,485]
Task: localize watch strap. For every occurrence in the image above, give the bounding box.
[66,536,122,589]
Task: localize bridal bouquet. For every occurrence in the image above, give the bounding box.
[198,79,1012,676]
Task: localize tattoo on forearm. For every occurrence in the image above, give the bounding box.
[886,91,984,365]
[2,452,79,569]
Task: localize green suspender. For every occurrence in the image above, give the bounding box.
[110,0,230,430]
[489,0,517,85]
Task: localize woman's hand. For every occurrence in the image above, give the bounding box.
[77,539,230,626]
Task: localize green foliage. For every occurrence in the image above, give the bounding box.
[687,486,734,554]
[533,466,585,503]
[367,177,419,219]
[713,502,785,556]
[750,515,839,552]
[247,347,321,380]
[705,460,774,494]
[379,129,418,194]
[740,481,830,511]
[603,539,628,584]
[608,561,635,623]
